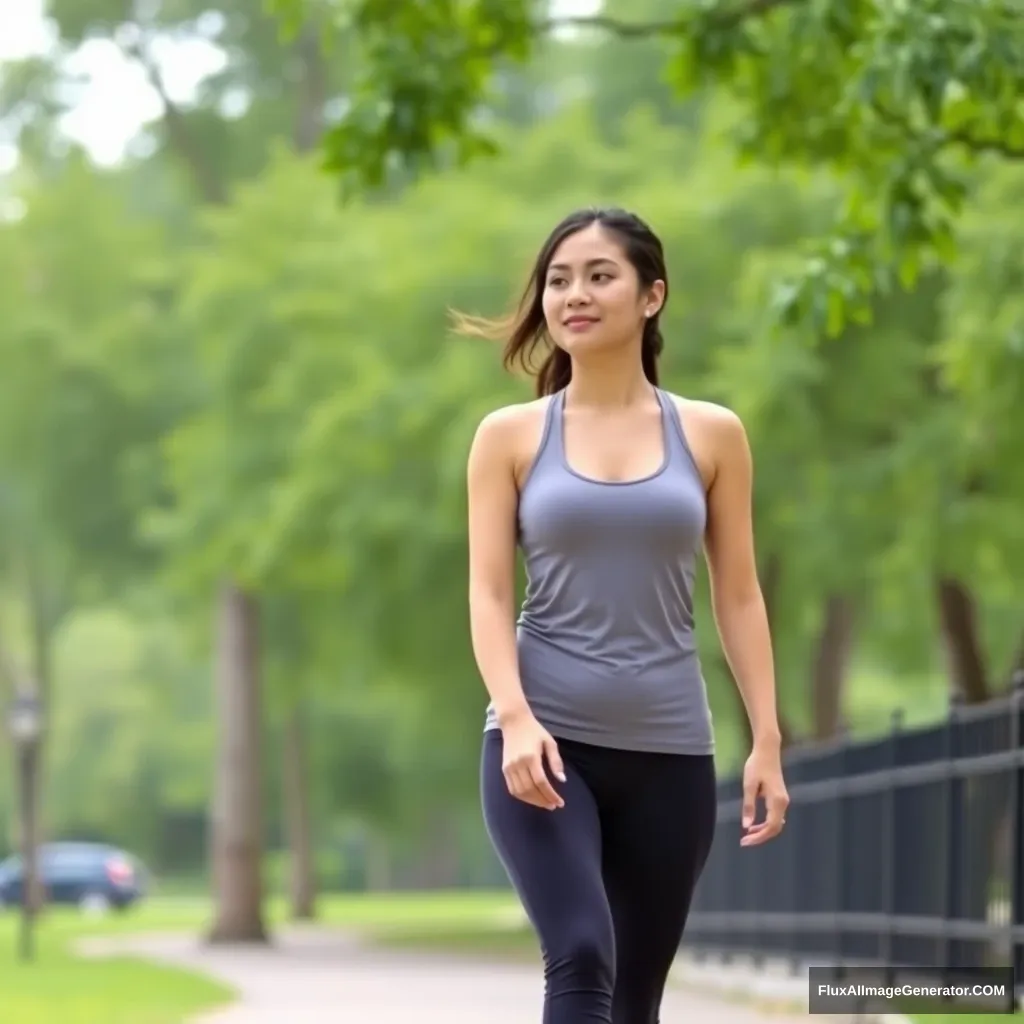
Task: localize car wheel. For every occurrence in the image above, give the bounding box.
[79,891,111,917]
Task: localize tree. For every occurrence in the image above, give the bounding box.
[268,0,1024,337]
[23,0,362,935]
[0,156,176,901]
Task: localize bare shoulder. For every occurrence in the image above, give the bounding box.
[664,393,749,489]
[667,394,745,436]
[470,397,551,488]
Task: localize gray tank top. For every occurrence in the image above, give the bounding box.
[482,386,715,755]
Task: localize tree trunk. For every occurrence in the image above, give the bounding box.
[283,704,316,920]
[207,582,267,944]
[0,576,54,916]
[365,830,392,892]
[293,22,328,154]
[128,12,331,938]
[1006,627,1024,683]
[123,27,268,943]
[810,593,856,740]
[276,21,328,924]
[19,741,43,923]
[122,35,226,204]
[420,811,461,889]
[25,563,56,913]
[936,577,990,704]
[933,578,1008,970]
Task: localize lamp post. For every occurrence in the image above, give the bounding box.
[8,689,41,963]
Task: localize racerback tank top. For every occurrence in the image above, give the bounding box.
[482,386,715,755]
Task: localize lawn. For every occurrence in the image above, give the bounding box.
[901,993,1020,1023]
[907,1015,1019,1022]
[356,895,538,961]
[0,900,231,1024]
[0,889,526,1024]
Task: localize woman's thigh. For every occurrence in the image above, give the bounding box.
[600,752,718,1018]
[480,729,614,962]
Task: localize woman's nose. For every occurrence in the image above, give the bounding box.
[566,282,591,305]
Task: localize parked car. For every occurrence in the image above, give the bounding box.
[0,841,147,913]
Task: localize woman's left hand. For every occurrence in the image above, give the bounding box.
[740,741,790,846]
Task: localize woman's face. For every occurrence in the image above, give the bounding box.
[541,223,662,359]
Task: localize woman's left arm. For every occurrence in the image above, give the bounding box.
[702,405,789,846]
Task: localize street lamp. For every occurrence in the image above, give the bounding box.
[7,689,41,963]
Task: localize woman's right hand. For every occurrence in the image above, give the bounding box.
[500,709,566,810]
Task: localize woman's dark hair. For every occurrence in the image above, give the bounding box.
[452,207,668,397]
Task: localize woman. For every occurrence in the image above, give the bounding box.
[461,207,789,1023]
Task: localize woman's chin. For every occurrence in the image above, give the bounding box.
[557,332,625,358]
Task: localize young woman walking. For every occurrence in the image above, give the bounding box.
[463,207,789,1023]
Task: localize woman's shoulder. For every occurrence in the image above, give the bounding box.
[659,391,751,487]
[470,396,553,471]
[660,390,746,435]
[476,396,552,433]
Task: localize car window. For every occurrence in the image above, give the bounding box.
[46,848,103,871]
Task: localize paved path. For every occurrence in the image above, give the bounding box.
[80,926,833,1023]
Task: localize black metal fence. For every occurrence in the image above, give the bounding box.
[683,680,1024,1003]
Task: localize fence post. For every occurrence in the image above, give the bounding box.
[1009,671,1024,1011]
[832,726,849,981]
[881,709,903,984]
[939,691,962,988]
[788,748,801,977]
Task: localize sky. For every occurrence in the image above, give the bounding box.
[0,0,598,170]
[1,1,230,167]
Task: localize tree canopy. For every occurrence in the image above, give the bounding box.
[269,0,1024,339]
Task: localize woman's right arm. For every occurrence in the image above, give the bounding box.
[466,410,532,725]
[466,409,565,810]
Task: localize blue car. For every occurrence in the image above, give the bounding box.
[0,841,147,913]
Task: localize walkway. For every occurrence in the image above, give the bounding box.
[81,926,836,1023]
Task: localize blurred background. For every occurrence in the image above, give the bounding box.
[0,0,1022,1020]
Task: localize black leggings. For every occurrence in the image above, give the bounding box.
[480,728,717,1024]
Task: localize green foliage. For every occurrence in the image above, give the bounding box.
[938,164,1024,583]
[0,904,234,1024]
[0,159,181,587]
[268,0,1024,340]
[45,607,215,855]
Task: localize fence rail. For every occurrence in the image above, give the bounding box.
[682,680,1024,1008]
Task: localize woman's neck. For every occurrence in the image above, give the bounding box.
[564,350,652,410]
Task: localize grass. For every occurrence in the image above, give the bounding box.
[0,889,527,1023]
[859,990,1021,1022]
[370,920,537,955]
[315,888,523,930]
[0,900,231,1024]
[356,894,538,961]
[317,889,541,961]
[906,1014,1019,1022]
[899,992,1020,1022]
